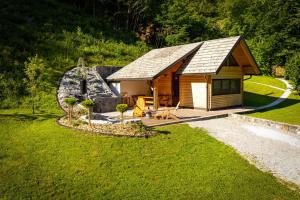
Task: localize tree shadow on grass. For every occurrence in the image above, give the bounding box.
[245,92,300,113]
[245,92,282,107]
[0,113,60,122]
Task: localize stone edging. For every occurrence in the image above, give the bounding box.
[56,117,158,138]
[228,113,300,136]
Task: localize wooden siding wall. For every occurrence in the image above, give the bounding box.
[211,66,243,109]
[179,75,206,107]
[153,61,182,105]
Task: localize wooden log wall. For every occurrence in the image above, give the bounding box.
[211,66,243,109]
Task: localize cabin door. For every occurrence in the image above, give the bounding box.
[172,73,180,106]
[191,82,207,109]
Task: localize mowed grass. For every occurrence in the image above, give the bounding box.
[244,76,284,107]
[248,92,300,125]
[244,75,286,89]
[0,111,299,199]
[243,75,300,125]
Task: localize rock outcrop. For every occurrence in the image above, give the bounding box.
[57,66,121,113]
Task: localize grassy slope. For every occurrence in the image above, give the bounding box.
[0,111,299,199]
[244,75,286,89]
[248,92,300,125]
[0,0,149,109]
[244,76,284,107]
[244,76,300,125]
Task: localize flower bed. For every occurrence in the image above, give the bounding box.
[58,117,159,137]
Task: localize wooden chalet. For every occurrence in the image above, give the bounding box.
[107,36,259,114]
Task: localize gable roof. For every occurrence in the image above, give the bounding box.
[179,36,242,74]
[107,42,202,80]
[107,36,259,81]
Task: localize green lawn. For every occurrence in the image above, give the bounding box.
[243,75,300,125]
[244,75,286,89]
[244,76,284,107]
[248,91,300,125]
[0,110,299,199]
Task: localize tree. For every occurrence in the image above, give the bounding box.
[64,97,77,123]
[24,55,45,115]
[81,99,95,127]
[285,53,300,93]
[116,104,128,124]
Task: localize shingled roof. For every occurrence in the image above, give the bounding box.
[107,42,202,80]
[107,36,258,81]
[179,36,242,74]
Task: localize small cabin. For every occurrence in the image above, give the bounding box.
[107,36,259,111]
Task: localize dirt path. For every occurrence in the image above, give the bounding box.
[188,118,300,187]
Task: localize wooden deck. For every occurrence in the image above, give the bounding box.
[141,107,253,127]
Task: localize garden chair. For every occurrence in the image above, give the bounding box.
[154,102,180,120]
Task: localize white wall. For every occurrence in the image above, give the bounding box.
[120,80,151,105]
[109,82,120,95]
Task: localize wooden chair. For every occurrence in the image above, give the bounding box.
[154,102,180,120]
[133,96,154,117]
[121,92,130,105]
[159,95,171,107]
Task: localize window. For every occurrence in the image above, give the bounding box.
[212,79,241,95]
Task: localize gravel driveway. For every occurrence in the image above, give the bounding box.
[188,118,300,187]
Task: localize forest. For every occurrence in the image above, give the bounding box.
[0,0,299,109]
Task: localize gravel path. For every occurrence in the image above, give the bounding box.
[188,118,300,187]
[255,78,293,110]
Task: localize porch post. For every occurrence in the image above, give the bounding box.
[153,87,159,110]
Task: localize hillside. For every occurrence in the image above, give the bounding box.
[0,0,299,110]
[0,0,149,109]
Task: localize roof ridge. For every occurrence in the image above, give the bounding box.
[150,41,202,51]
[202,35,241,43]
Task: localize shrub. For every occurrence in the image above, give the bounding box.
[285,53,300,93]
[116,104,128,123]
[81,99,95,127]
[64,97,77,122]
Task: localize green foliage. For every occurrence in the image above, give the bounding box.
[1,115,300,198]
[64,97,77,122]
[285,53,300,93]
[116,103,128,123]
[156,0,223,45]
[0,0,149,109]
[24,55,46,114]
[81,99,94,127]
[81,99,95,108]
[116,104,128,113]
[64,97,77,106]
[248,92,300,126]
[1,0,300,110]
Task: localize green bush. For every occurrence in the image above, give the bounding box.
[81,99,95,127]
[116,104,128,113]
[81,99,95,108]
[64,97,78,122]
[64,97,77,106]
[285,53,300,93]
[116,104,128,123]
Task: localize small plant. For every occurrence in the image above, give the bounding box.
[81,99,95,127]
[24,55,45,115]
[116,104,128,124]
[71,120,80,127]
[64,97,77,123]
